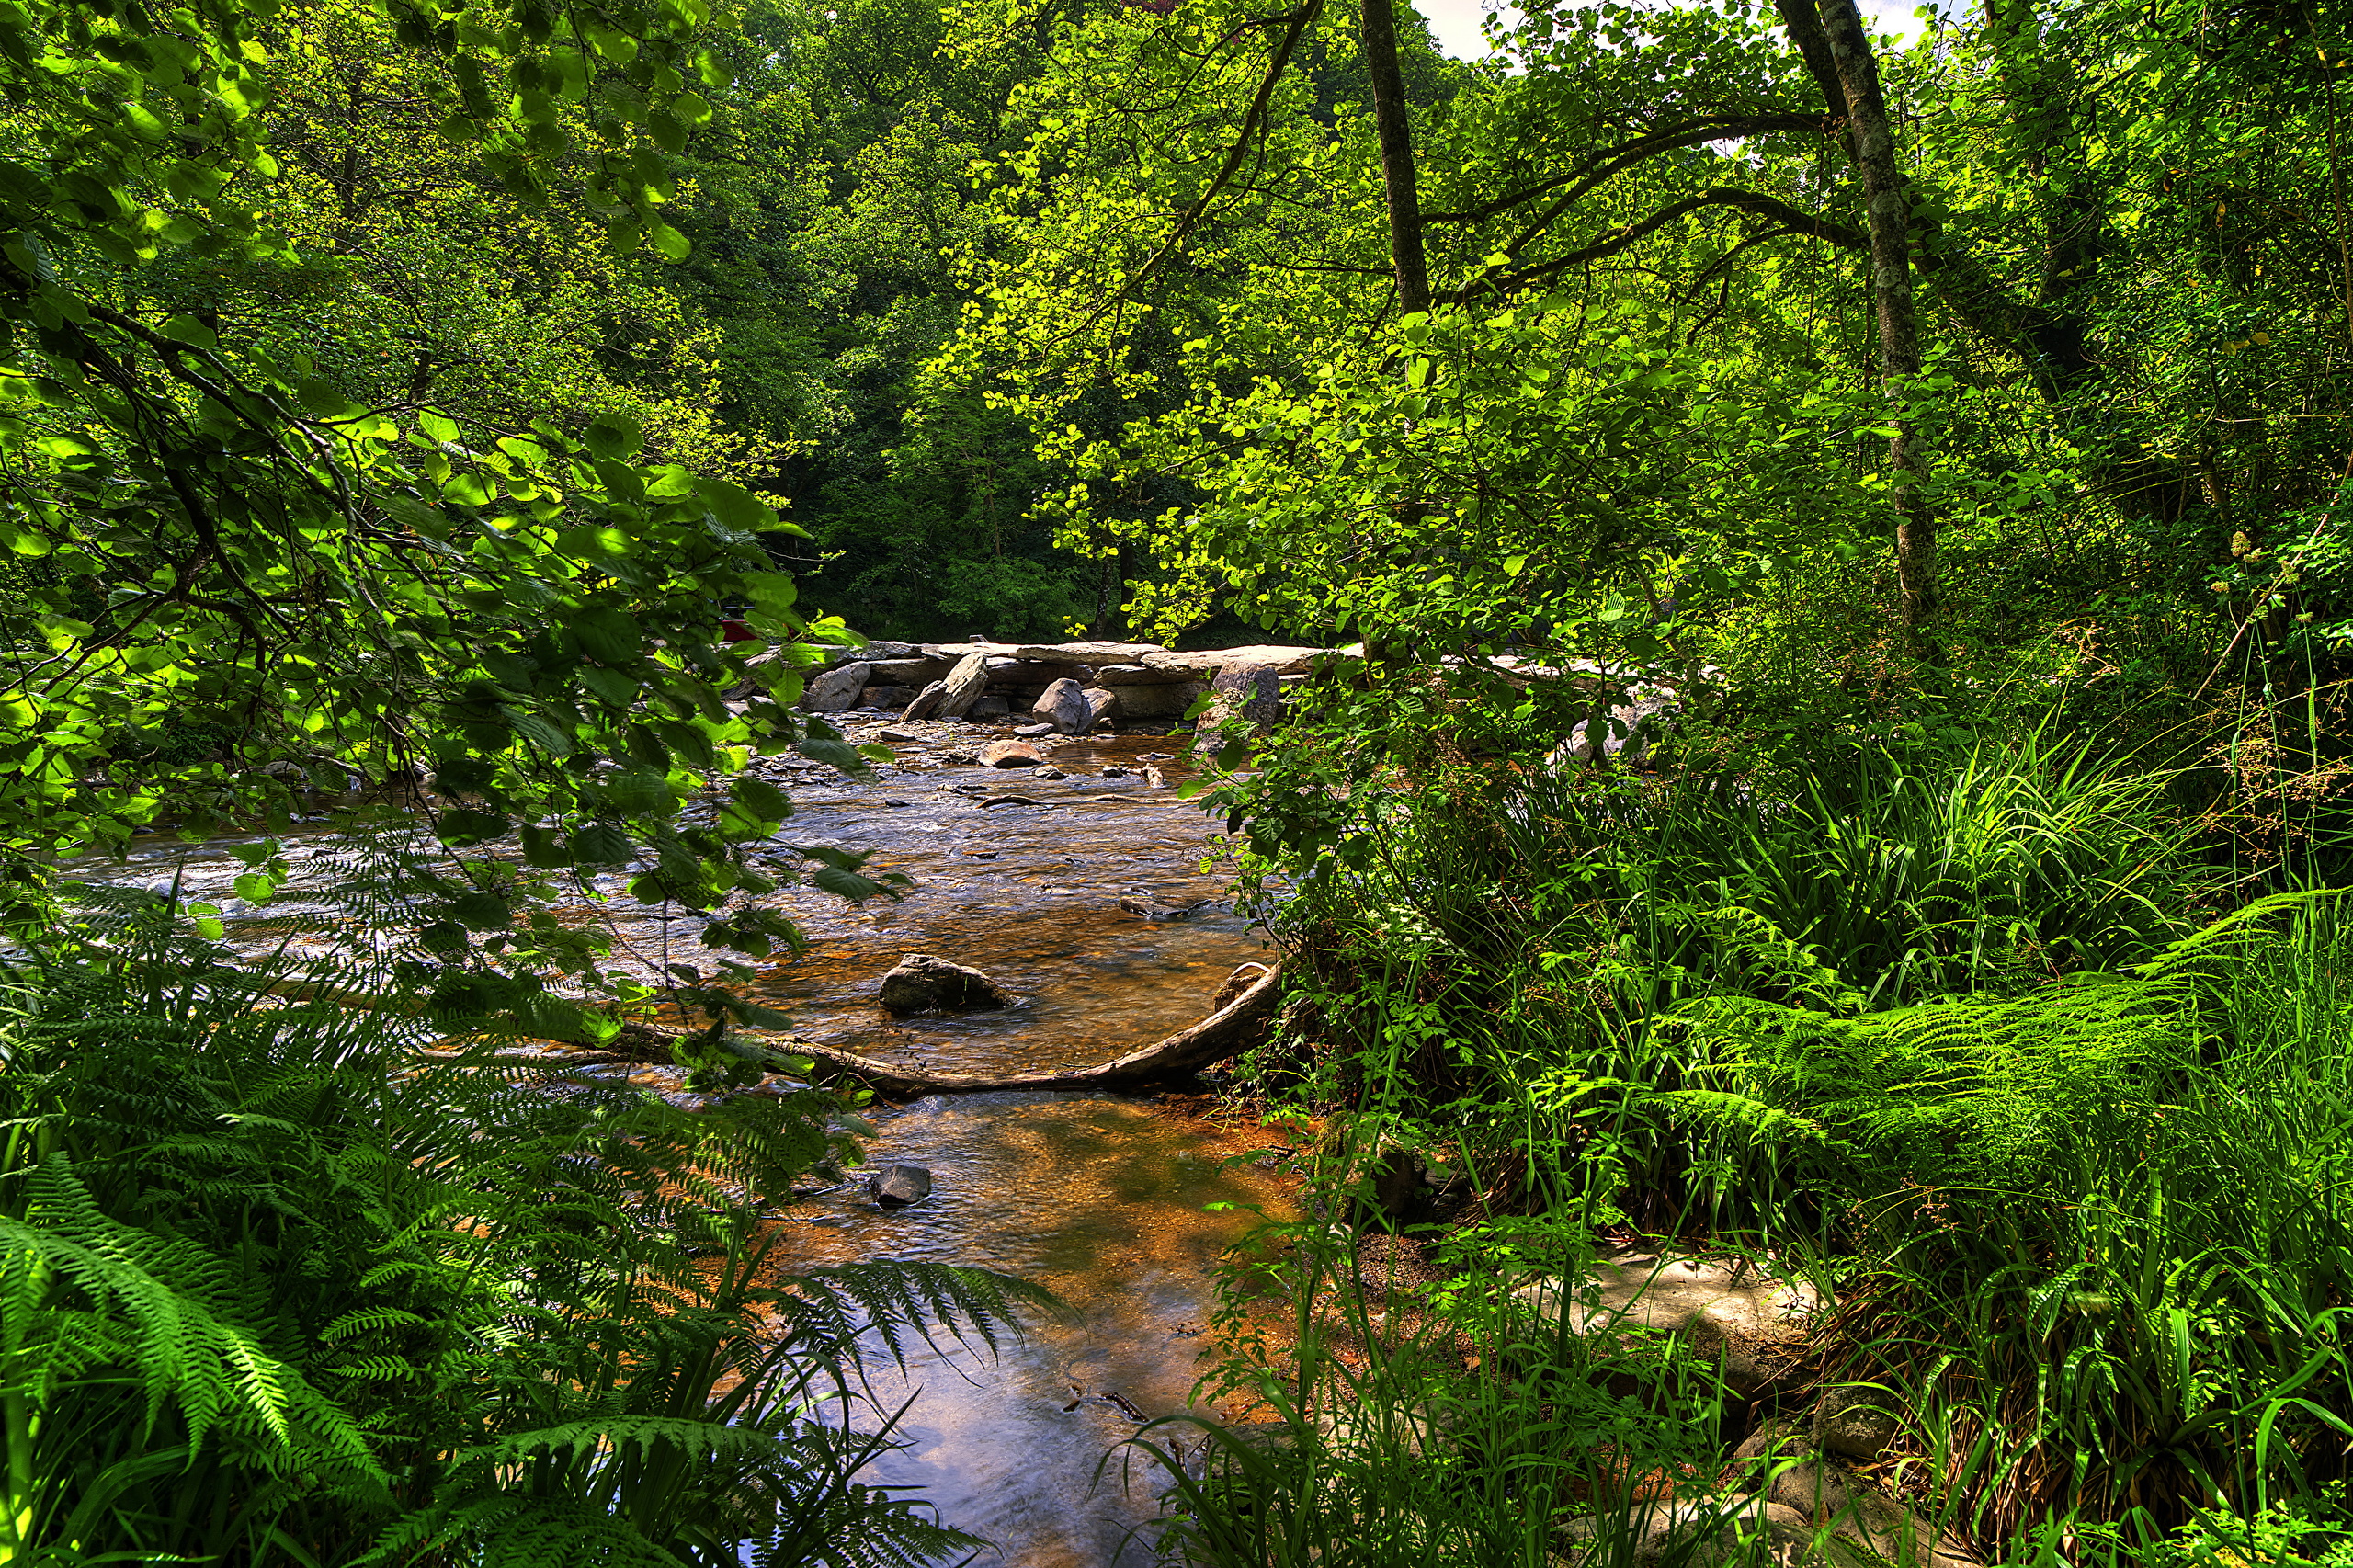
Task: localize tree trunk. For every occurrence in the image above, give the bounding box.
[1360,0,1430,314]
[1813,0,1936,633]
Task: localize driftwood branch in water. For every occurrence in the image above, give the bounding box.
[500,963,1284,1095]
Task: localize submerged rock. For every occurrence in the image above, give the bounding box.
[878,953,1014,1015]
[868,1165,934,1206]
[1119,892,1212,922]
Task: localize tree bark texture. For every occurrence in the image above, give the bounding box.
[1812,0,1937,631]
[1360,0,1430,314]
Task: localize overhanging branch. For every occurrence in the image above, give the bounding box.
[1445,187,1867,302]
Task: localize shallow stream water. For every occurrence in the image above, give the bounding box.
[76,718,1296,1567]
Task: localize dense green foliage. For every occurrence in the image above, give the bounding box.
[6,0,2353,1559]
[1187,722,2353,1562]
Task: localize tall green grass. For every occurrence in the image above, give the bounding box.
[1195,728,2353,1562]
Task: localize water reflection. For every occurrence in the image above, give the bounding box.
[783,1091,1293,1568]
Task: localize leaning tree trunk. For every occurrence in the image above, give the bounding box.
[1813,0,1936,635]
[1361,0,1430,314]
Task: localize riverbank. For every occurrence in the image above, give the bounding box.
[1154,728,2353,1568]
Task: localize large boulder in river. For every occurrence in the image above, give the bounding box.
[1104,679,1206,720]
[926,640,1166,665]
[902,679,947,721]
[935,651,991,718]
[868,1165,934,1207]
[1081,687,1118,729]
[1032,677,1094,735]
[868,655,953,686]
[878,953,1013,1014]
[1142,644,1331,677]
[799,661,870,712]
[1197,663,1284,734]
[1091,663,1200,686]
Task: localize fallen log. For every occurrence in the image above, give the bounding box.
[381,962,1284,1096]
[770,961,1279,1096]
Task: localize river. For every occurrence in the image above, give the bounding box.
[78,717,1296,1567]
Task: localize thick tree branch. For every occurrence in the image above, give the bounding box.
[1814,0,1936,631]
[1421,114,1826,228]
[1770,0,1852,134]
[1446,187,1866,302]
[1072,0,1324,335]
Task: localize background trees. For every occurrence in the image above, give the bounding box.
[927,0,2353,736]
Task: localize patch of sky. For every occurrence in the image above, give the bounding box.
[1415,0,1963,61]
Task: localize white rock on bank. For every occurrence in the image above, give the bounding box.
[1513,1252,1823,1396]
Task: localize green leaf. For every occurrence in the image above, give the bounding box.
[437,808,513,846]
[449,892,511,930]
[584,412,643,460]
[571,607,641,664]
[728,775,791,823]
[518,824,572,869]
[794,738,872,778]
[695,476,780,536]
[506,708,575,757]
[572,822,635,866]
[159,314,217,349]
[294,377,347,415]
[578,665,637,705]
[812,865,883,900]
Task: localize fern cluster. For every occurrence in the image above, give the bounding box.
[0,941,1050,1566]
